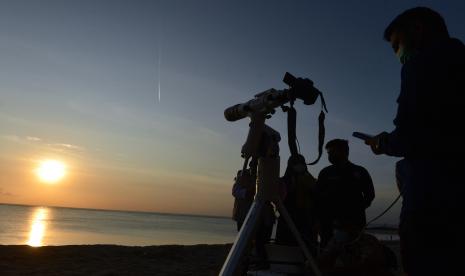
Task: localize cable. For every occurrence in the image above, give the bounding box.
[341,190,403,247]
[365,192,402,227]
[296,137,301,154]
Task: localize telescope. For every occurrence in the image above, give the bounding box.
[224,72,322,122]
[220,72,326,276]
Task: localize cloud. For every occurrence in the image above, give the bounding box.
[26,136,42,142]
[1,133,85,153]
[0,188,15,197]
[1,134,21,142]
[49,143,85,151]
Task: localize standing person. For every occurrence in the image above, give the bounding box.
[364,7,465,276]
[316,139,375,249]
[232,166,256,231]
[231,159,275,270]
[275,154,318,255]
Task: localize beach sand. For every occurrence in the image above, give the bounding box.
[0,244,231,276]
[0,242,401,275]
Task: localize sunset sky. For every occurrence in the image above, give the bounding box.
[1,0,464,222]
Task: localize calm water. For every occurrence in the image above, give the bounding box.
[0,204,237,246]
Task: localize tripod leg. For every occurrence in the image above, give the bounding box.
[275,200,322,276]
[220,200,265,276]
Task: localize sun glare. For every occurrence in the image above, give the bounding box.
[36,160,66,183]
[27,208,48,247]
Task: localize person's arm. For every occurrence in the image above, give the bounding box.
[372,127,406,157]
[366,67,410,157]
[315,169,329,218]
[315,170,326,199]
[361,168,375,209]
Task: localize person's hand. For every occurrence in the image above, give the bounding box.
[365,132,388,155]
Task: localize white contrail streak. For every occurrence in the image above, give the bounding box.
[158,53,161,103]
[157,41,161,103]
[157,6,162,104]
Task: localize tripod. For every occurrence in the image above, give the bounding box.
[220,113,322,276]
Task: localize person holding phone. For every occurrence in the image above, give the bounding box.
[364,7,465,276]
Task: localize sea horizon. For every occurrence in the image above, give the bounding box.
[0,202,230,220]
[0,203,237,247]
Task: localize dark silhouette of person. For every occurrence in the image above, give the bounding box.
[231,158,275,270]
[364,7,465,276]
[275,154,318,255]
[316,139,375,249]
[232,160,257,231]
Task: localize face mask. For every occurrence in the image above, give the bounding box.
[396,45,415,64]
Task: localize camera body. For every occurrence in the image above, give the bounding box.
[283,72,320,106]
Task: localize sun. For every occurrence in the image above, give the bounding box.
[36,160,66,183]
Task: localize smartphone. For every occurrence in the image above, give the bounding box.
[352,132,374,141]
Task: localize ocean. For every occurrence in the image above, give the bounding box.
[0,204,237,246]
[0,204,398,247]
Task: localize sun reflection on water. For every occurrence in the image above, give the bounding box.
[27,208,48,247]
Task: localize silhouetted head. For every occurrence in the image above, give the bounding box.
[326,139,349,166]
[285,154,307,177]
[384,7,449,64]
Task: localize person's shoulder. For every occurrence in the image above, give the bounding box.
[320,165,335,173]
[350,163,370,175]
[318,165,335,178]
[446,38,465,53]
[448,38,465,63]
